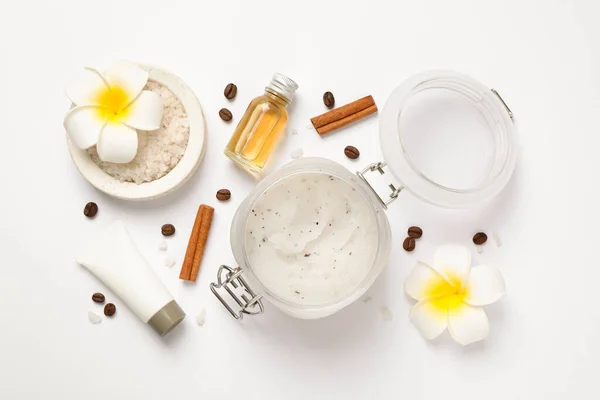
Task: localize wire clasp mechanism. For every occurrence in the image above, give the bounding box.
[210,265,264,320]
[356,162,403,209]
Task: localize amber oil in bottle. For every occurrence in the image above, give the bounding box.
[224,73,298,174]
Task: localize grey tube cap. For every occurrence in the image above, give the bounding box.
[148,300,186,336]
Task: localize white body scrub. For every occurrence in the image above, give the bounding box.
[88,81,190,184]
[245,172,379,305]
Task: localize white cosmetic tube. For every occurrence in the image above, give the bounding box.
[76,220,185,336]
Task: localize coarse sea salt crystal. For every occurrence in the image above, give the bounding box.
[88,310,102,324]
[380,306,393,321]
[291,128,298,135]
[290,148,303,159]
[158,239,168,251]
[476,245,484,254]
[492,231,503,247]
[196,308,207,326]
[164,254,176,267]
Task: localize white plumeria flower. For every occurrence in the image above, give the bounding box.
[64,61,163,163]
[405,245,505,345]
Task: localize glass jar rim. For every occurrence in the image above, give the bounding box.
[230,158,392,317]
[379,70,518,208]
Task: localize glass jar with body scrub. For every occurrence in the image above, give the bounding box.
[211,70,518,320]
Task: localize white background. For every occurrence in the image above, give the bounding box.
[1,0,599,399]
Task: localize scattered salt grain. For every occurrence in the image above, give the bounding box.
[291,128,298,135]
[306,122,314,130]
[492,231,503,247]
[164,254,176,267]
[88,310,102,324]
[158,238,168,251]
[362,295,372,304]
[290,148,304,159]
[380,306,393,321]
[88,80,190,184]
[196,308,207,326]
[476,245,484,254]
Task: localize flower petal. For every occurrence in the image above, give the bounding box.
[65,67,108,106]
[97,123,138,163]
[464,265,506,306]
[405,262,454,301]
[433,245,471,289]
[409,297,449,340]
[120,90,163,131]
[64,105,106,149]
[448,303,489,345]
[103,61,148,106]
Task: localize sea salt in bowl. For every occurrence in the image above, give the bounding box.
[66,65,206,201]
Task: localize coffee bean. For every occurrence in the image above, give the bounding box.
[403,237,416,252]
[224,83,237,100]
[104,303,116,317]
[344,145,360,160]
[216,189,231,201]
[323,91,335,108]
[161,224,176,236]
[91,293,105,303]
[473,232,488,245]
[219,108,233,122]
[407,226,423,239]
[83,202,98,218]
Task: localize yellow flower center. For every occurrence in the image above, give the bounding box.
[425,272,469,313]
[94,85,131,122]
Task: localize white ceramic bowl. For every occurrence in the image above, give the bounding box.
[66,65,206,201]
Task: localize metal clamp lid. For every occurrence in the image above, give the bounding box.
[356,162,403,210]
[210,265,264,320]
[491,88,514,121]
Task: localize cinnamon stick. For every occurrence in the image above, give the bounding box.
[315,104,377,136]
[189,205,214,282]
[179,204,214,282]
[179,206,204,280]
[310,95,377,135]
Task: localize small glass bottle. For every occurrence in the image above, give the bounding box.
[224,73,298,174]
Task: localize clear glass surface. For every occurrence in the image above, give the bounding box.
[379,70,517,208]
